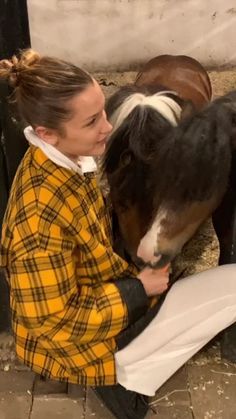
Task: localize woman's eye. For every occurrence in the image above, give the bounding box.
[87,117,97,127]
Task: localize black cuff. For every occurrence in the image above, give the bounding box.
[115,293,167,350]
[113,277,149,324]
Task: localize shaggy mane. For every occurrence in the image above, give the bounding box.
[103,89,236,210]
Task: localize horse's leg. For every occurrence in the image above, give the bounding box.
[212,155,236,362]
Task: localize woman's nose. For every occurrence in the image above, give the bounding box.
[102,111,113,134]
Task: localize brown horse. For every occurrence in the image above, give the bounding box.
[102,54,236,361]
[135,54,212,111]
[103,54,227,267]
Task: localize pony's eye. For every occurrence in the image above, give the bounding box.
[120,151,132,166]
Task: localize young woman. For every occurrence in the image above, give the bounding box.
[0,50,235,419]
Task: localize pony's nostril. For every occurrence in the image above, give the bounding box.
[132,255,147,269]
[152,253,172,269]
[132,253,172,270]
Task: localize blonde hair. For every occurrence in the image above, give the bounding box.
[0,49,93,129]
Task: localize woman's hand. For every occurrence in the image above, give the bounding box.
[137,266,170,297]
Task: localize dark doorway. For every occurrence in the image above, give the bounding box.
[0,0,30,332]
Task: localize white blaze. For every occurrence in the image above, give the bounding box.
[137,210,166,264]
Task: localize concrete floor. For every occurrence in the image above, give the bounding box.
[0,341,236,419]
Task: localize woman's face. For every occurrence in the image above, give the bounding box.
[37,79,112,160]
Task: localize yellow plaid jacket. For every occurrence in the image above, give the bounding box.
[0,146,149,386]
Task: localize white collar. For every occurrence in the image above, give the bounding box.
[24,126,97,175]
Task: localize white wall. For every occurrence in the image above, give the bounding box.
[27,0,236,71]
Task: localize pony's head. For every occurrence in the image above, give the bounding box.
[103,86,236,268]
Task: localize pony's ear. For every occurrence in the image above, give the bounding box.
[180,100,196,121]
[231,112,236,149]
[120,150,133,167]
[213,90,236,150]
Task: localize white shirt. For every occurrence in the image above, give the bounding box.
[24,126,97,175]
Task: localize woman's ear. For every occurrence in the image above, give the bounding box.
[34,126,59,146]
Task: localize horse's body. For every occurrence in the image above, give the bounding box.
[135,54,212,111]
[102,54,236,360]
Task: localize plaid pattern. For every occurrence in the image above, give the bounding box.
[0,146,138,386]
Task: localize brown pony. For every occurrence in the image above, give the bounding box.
[102,54,236,361]
[135,54,212,110]
[103,54,232,267]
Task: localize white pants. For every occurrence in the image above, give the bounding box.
[115,264,236,396]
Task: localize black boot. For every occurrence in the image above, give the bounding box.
[92,384,149,419]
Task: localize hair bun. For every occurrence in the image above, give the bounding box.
[0,49,41,88]
[18,49,41,68]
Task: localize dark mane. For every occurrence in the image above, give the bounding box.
[102,104,173,206]
[156,102,232,205]
[103,84,182,173]
[103,88,235,213]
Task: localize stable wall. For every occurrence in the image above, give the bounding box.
[27,0,236,71]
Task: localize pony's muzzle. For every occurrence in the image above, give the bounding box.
[151,252,172,269]
[132,253,172,270]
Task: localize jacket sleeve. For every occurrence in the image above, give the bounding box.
[9,240,148,345]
